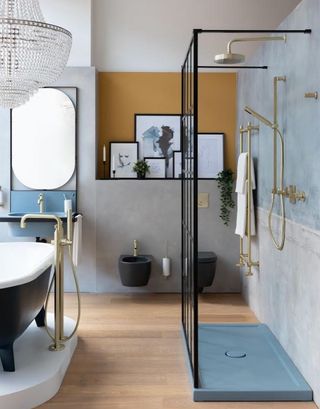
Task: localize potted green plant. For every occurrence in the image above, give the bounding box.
[133,160,150,179]
[217,169,235,226]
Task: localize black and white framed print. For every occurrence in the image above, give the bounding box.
[109,141,138,178]
[145,157,166,178]
[135,114,181,177]
[198,133,224,178]
[173,151,182,179]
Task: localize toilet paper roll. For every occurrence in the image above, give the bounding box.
[162,257,171,278]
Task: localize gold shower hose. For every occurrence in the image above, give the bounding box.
[268,127,286,251]
[44,244,81,342]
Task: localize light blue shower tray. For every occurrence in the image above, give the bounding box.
[184,324,313,402]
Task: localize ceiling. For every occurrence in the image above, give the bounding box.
[92,0,303,72]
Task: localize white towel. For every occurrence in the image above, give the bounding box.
[235,193,247,238]
[235,184,256,238]
[235,153,256,193]
[235,152,256,238]
[72,214,83,267]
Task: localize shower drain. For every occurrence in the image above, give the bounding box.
[225,350,247,358]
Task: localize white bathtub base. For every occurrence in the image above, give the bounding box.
[0,314,77,409]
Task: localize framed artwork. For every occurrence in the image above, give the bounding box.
[135,114,181,177]
[145,157,166,178]
[198,133,224,178]
[109,141,138,178]
[181,115,194,157]
[173,151,182,179]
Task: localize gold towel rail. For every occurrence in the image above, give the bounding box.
[238,122,259,276]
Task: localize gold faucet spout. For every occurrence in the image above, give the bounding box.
[38,193,45,213]
[20,213,63,230]
[133,240,138,257]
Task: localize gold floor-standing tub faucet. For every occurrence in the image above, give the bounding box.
[20,209,81,352]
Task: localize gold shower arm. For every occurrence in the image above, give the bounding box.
[227,35,286,54]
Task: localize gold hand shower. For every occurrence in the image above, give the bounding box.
[244,76,286,250]
[245,76,305,251]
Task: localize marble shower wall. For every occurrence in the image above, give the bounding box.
[237,0,320,404]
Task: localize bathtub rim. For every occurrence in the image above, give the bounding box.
[0,242,54,290]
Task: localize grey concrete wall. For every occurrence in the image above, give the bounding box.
[0,67,98,293]
[95,180,240,293]
[0,67,240,294]
[53,68,98,293]
[237,0,320,404]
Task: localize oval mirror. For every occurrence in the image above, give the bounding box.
[12,88,76,190]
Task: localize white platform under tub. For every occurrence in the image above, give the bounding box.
[0,315,77,409]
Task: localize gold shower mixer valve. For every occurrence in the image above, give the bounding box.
[277,185,306,204]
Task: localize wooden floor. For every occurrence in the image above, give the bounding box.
[40,294,316,409]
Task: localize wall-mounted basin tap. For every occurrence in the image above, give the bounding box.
[38,193,45,213]
[133,240,138,257]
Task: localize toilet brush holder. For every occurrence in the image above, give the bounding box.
[162,257,171,279]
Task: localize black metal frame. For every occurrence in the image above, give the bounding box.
[181,31,199,387]
[181,28,311,390]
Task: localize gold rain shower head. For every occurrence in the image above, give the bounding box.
[214,35,286,65]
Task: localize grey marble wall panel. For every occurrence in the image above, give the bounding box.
[243,209,320,405]
[237,0,320,229]
[238,0,320,404]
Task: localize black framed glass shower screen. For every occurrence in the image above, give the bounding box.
[181,32,199,388]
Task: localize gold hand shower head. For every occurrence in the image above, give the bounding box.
[244,106,274,128]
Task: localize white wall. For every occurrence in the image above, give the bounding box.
[39,0,92,67]
[92,0,301,72]
[36,0,302,70]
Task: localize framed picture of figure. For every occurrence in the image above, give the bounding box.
[135,114,181,178]
[109,141,138,178]
[144,157,166,178]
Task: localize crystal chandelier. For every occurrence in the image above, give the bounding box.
[0,0,72,108]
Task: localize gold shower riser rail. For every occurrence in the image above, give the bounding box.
[238,123,260,276]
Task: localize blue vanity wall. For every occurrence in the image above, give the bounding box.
[10,191,76,213]
[237,0,320,230]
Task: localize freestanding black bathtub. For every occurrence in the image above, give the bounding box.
[0,242,54,372]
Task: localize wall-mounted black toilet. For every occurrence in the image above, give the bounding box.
[198,251,217,293]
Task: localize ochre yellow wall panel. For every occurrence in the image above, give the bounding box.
[98,72,236,178]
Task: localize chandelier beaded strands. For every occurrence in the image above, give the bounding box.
[0,0,72,108]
